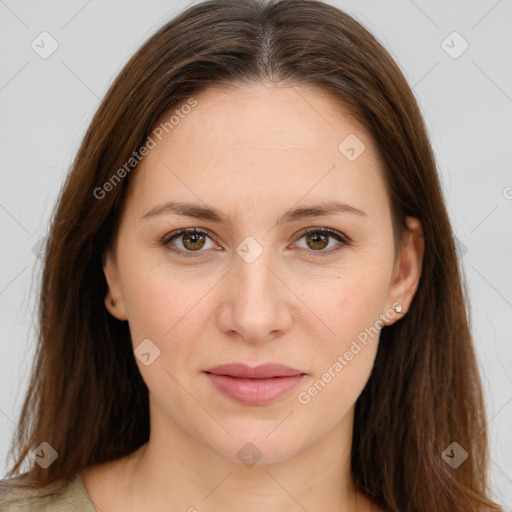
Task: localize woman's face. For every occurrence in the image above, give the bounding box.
[103,82,422,464]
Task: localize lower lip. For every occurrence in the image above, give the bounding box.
[205,373,306,405]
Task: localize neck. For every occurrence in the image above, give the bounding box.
[117,404,370,512]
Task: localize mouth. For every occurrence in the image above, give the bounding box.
[204,363,307,406]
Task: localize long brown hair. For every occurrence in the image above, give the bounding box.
[5,1,501,510]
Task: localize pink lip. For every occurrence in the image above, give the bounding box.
[205,363,307,405]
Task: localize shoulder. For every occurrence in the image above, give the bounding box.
[0,472,96,511]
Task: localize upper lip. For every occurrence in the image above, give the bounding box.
[205,363,305,379]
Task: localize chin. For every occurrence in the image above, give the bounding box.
[202,424,307,467]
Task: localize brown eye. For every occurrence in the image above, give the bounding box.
[181,230,206,251]
[305,231,330,250]
[294,228,348,255]
[163,228,216,257]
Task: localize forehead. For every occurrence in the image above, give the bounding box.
[125,82,387,217]
[166,81,368,154]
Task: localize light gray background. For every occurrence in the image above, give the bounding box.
[1,0,511,508]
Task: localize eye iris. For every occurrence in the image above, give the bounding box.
[182,231,206,251]
[306,232,329,250]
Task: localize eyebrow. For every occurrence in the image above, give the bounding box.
[141,200,367,225]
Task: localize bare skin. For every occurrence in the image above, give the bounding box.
[81,81,423,512]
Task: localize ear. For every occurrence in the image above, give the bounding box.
[102,248,128,321]
[383,216,424,326]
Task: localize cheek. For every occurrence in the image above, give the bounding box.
[121,270,212,407]
[298,256,392,402]
[296,344,376,434]
[295,277,387,423]
[310,259,393,344]
[124,281,210,353]
[116,247,206,347]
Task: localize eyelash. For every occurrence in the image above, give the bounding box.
[161,227,350,258]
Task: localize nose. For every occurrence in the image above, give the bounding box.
[215,245,293,344]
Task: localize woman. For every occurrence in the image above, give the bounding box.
[0,0,502,510]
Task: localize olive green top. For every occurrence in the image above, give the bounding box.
[0,472,96,511]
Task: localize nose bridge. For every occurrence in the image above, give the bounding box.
[221,233,289,341]
[233,234,277,305]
